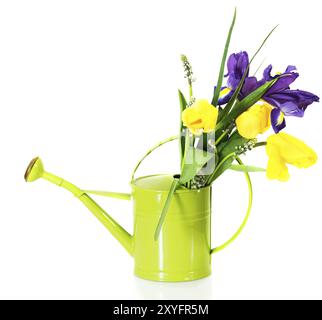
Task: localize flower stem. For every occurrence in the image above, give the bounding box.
[215,129,230,146]
[189,84,193,99]
[254,141,267,148]
[181,131,191,188]
[206,151,236,185]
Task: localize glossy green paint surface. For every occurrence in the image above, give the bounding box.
[132,175,212,281]
[25,157,252,282]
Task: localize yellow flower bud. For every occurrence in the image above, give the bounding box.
[182,99,219,135]
[266,132,318,181]
[236,102,272,139]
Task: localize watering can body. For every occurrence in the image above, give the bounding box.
[132,175,211,281]
[25,157,252,282]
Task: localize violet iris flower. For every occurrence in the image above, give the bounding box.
[257,65,319,132]
[217,51,249,105]
[217,52,319,133]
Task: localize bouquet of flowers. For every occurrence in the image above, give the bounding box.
[23,9,320,280]
[132,9,319,240]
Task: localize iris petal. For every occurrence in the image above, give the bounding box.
[240,77,260,99]
[285,65,297,73]
[265,72,299,95]
[271,108,286,133]
[279,101,304,117]
[265,90,319,111]
[218,51,319,130]
[216,86,234,105]
[226,52,249,90]
[283,89,319,111]
[260,64,273,84]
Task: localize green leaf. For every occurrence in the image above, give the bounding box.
[217,78,277,131]
[178,89,188,163]
[206,152,235,185]
[228,78,277,120]
[216,25,279,132]
[211,8,237,106]
[180,146,215,184]
[217,131,247,155]
[208,132,248,183]
[229,165,266,172]
[154,178,180,241]
[178,89,188,112]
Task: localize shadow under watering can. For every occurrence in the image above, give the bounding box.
[24,155,252,282]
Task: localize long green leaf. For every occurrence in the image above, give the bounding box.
[229,165,266,172]
[207,132,248,183]
[217,131,247,155]
[178,89,188,164]
[225,78,277,124]
[178,89,188,112]
[216,25,279,131]
[249,25,279,65]
[154,178,179,241]
[211,8,237,106]
[216,78,277,132]
[180,147,215,184]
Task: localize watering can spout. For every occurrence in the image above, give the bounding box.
[24,157,134,256]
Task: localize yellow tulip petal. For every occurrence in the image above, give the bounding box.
[182,99,218,135]
[266,132,317,182]
[236,111,260,139]
[267,133,318,168]
[266,145,290,182]
[236,103,272,139]
[260,102,273,132]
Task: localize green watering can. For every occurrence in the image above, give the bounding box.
[24,154,252,282]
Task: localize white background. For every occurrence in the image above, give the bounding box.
[0,0,321,300]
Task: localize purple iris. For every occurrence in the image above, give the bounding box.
[217,51,249,105]
[217,52,320,133]
[226,51,249,89]
[256,65,319,132]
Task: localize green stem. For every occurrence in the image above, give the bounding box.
[206,141,266,186]
[181,131,190,172]
[254,141,267,148]
[215,129,230,146]
[181,131,191,188]
[183,70,194,186]
[187,85,194,186]
[206,151,236,185]
[189,83,193,99]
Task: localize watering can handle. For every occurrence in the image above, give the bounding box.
[130,135,178,182]
[131,136,253,253]
[210,156,253,254]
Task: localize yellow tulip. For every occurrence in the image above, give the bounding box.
[266,144,290,181]
[236,102,272,139]
[182,99,219,135]
[266,132,318,181]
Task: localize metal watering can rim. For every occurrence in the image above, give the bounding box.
[131,174,211,194]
